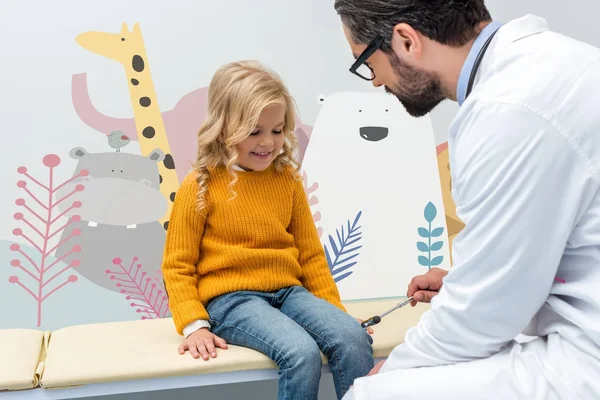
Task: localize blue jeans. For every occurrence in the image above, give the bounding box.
[206,285,374,400]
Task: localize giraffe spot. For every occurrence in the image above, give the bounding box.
[132,55,145,72]
[163,221,169,230]
[131,78,139,86]
[163,154,176,169]
[170,192,176,202]
[139,97,151,107]
[142,126,156,138]
[159,174,163,184]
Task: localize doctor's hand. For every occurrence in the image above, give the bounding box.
[407,267,447,306]
[179,328,228,360]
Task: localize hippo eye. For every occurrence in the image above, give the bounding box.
[385,109,388,112]
[359,110,362,112]
[111,169,115,172]
[120,170,123,173]
[121,38,125,41]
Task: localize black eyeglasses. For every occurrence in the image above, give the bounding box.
[349,35,384,81]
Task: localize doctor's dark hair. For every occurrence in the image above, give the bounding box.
[334,0,491,49]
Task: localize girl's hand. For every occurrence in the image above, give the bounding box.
[179,328,228,360]
[356,318,374,334]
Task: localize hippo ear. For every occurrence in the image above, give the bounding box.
[317,94,327,105]
[69,147,88,159]
[148,148,165,162]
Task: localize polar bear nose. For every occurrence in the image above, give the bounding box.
[359,126,389,142]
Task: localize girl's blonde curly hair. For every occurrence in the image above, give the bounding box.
[194,60,301,212]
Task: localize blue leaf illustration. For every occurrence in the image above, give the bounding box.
[418,227,430,238]
[416,202,445,270]
[430,241,443,251]
[431,227,445,237]
[324,211,363,283]
[430,256,444,266]
[424,201,437,222]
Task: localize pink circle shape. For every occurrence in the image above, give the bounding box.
[136,264,142,269]
[141,272,147,276]
[152,283,156,288]
[116,283,122,287]
[68,275,78,282]
[126,296,131,300]
[73,201,82,208]
[10,244,20,251]
[72,245,82,252]
[15,198,25,206]
[136,309,141,313]
[17,181,26,188]
[71,215,81,222]
[121,289,126,294]
[72,229,81,236]
[142,316,148,320]
[70,260,80,267]
[105,269,111,273]
[75,184,84,191]
[12,228,22,235]
[113,258,122,264]
[10,259,20,267]
[133,257,138,261]
[17,167,27,174]
[79,169,89,177]
[43,154,61,168]
[13,213,23,220]
[110,276,116,280]
[8,276,19,283]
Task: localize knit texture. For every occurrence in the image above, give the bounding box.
[162,164,346,335]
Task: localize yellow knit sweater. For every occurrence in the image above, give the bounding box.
[162,164,346,335]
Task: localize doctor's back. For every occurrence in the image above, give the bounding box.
[448,14,600,367]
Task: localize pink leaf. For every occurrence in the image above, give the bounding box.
[11,153,82,327]
[106,257,169,319]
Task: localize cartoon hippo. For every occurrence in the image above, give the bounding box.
[55,147,167,293]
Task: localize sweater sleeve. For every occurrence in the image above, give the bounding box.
[288,174,346,312]
[162,173,210,335]
[355,102,593,390]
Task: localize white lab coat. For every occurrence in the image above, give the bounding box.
[344,14,600,400]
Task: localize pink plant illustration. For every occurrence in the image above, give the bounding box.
[106,257,169,319]
[303,171,322,238]
[9,154,87,327]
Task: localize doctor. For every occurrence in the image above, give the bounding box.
[333,1,600,399]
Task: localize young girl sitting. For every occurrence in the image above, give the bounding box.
[161,60,374,400]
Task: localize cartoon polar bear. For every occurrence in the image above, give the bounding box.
[301,91,450,301]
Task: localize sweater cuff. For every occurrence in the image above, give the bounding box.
[171,300,210,335]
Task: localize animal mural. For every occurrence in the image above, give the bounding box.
[301,92,451,301]
[75,23,180,232]
[54,148,167,300]
[435,141,465,264]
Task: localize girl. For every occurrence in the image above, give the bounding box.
[161,60,374,400]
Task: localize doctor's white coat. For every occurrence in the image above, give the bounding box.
[346,14,600,400]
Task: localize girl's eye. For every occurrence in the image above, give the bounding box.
[250,131,259,136]
[273,130,282,134]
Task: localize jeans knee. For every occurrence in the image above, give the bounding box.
[333,323,373,357]
[280,338,322,372]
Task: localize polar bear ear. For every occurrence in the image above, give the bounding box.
[317,94,327,105]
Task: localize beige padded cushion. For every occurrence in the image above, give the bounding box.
[41,299,428,389]
[0,329,47,391]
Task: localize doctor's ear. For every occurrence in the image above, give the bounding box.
[391,22,423,59]
[317,94,327,104]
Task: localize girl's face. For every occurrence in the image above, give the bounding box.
[236,103,286,171]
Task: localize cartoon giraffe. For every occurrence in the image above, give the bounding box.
[76,23,178,231]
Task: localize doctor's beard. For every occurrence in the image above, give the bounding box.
[385,52,446,118]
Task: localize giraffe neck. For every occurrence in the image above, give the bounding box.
[120,50,179,231]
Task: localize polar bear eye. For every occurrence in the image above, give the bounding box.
[359,109,362,112]
[385,109,388,112]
